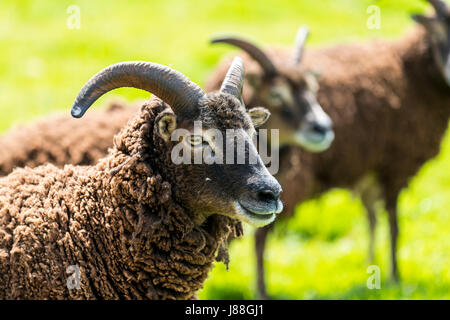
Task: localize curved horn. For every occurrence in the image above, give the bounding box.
[71,61,205,118]
[428,0,449,19]
[220,57,245,100]
[293,26,310,65]
[211,36,276,77]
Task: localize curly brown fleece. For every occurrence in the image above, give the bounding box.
[0,98,241,300]
[0,100,140,176]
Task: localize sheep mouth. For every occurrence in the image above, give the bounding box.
[234,201,280,227]
[295,129,334,153]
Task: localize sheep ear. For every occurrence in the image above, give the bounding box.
[248,107,270,128]
[156,112,177,142]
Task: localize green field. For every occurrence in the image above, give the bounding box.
[0,0,449,299]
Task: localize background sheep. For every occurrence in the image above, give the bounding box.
[0,59,283,299]
[0,100,140,176]
[205,0,450,298]
[206,28,334,153]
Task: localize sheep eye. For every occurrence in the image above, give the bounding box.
[187,135,206,147]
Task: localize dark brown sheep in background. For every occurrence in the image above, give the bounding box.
[207,27,334,153]
[0,100,140,176]
[0,59,283,299]
[205,0,450,299]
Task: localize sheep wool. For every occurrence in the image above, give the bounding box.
[205,22,450,297]
[0,98,241,300]
[281,26,450,215]
[252,26,450,293]
[0,100,140,177]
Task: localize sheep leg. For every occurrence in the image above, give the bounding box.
[361,198,377,264]
[255,224,273,300]
[356,174,382,264]
[386,198,400,281]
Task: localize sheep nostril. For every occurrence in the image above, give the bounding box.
[257,189,280,202]
[311,122,327,135]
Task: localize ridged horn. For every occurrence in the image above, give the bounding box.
[71,61,205,118]
[220,57,245,100]
[428,0,449,19]
[211,36,277,77]
[293,26,310,65]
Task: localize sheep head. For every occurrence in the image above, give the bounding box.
[413,0,450,86]
[71,58,282,227]
[211,27,334,153]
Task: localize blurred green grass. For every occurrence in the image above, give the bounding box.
[0,0,449,299]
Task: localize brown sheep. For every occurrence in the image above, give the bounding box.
[205,0,450,298]
[0,100,140,176]
[207,27,334,153]
[0,59,283,299]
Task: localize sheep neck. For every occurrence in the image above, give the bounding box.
[401,26,450,97]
